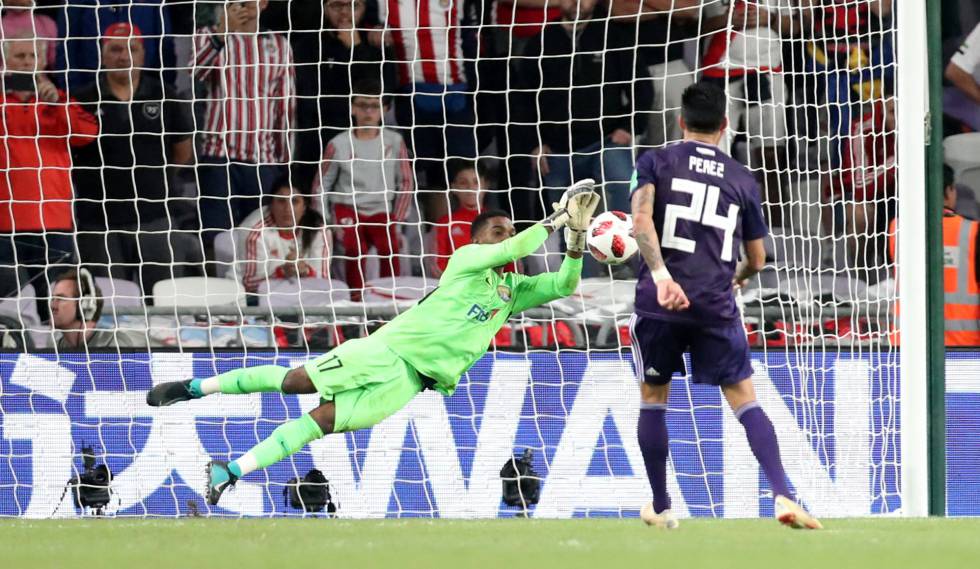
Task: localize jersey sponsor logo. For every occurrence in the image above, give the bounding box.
[467,303,494,322]
[497,285,511,302]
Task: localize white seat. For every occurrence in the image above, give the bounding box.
[152,277,245,307]
[0,284,44,347]
[257,278,352,307]
[213,230,236,278]
[363,276,437,303]
[94,277,142,319]
[955,184,980,220]
[551,277,636,318]
[765,229,821,271]
[944,133,980,176]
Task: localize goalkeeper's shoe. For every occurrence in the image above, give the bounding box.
[640,503,679,529]
[146,379,197,407]
[775,495,823,530]
[206,460,238,506]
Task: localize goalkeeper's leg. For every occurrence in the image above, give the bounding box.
[200,338,424,505]
[145,364,305,406]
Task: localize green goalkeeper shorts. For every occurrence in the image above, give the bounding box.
[304,336,423,433]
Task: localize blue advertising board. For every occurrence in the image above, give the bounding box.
[0,350,975,518]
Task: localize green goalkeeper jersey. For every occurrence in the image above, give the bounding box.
[371,224,582,395]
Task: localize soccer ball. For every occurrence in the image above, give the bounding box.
[586,211,638,265]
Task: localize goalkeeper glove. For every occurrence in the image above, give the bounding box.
[550,179,600,253]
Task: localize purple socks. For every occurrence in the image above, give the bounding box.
[637,404,671,514]
[736,402,793,500]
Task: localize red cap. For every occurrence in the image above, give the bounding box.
[102,22,144,45]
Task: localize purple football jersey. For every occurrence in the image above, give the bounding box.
[631,141,768,324]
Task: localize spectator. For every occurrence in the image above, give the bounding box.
[380,0,476,220]
[292,0,393,191]
[945,20,980,132]
[433,160,487,275]
[237,180,331,295]
[193,0,295,244]
[1,0,57,71]
[0,35,98,310]
[701,0,801,226]
[889,166,980,346]
[313,78,413,299]
[54,0,174,93]
[516,0,652,214]
[608,0,706,147]
[825,92,896,279]
[71,23,202,295]
[496,0,561,52]
[50,268,144,349]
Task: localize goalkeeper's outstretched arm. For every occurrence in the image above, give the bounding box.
[445,179,600,276]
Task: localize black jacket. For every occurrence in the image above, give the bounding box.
[514,12,653,154]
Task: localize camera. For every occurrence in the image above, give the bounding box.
[283,468,337,514]
[500,448,540,515]
[68,445,113,514]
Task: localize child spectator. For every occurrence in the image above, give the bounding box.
[0,0,56,71]
[237,181,331,294]
[432,160,487,275]
[313,78,413,299]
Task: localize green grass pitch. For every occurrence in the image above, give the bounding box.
[3,518,979,569]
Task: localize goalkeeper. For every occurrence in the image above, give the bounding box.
[147,180,601,505]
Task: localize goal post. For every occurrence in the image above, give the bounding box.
[896,0,947,518]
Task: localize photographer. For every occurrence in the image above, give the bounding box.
[49,269,144,350]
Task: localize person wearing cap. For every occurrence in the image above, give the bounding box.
[55,0,173,92]
[71,23,202,295]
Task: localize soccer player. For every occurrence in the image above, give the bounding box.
[629,82,821,530]
[147,181,601,506]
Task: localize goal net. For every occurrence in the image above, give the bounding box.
[0,0,902,518]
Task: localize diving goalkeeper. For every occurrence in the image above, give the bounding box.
[147,180,601,505]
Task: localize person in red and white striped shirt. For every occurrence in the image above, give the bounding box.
[236,180,331,295]
[193,0,295,245]
[381,0,476,221]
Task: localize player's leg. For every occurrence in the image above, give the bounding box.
[690,320,822,529]
[146,362,310,407]
[630,315,686,529]
[205,338,423,505]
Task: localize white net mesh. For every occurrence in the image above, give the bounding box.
[0,0,901,518]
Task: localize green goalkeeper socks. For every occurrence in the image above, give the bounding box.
[190,365,289,397]
[229,414,325,477]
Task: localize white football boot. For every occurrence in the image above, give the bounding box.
[640,502,680,529]
[774,495,823,529]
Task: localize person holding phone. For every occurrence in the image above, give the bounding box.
[192,0,295,251]
[0,35,98,320]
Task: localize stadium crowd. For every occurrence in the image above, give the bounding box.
[1,0,977,349]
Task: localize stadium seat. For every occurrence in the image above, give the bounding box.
[94,277,142,319]
[152,277,245,307]
[0,284,44,348]
[943,133,980,176]
[213,230,236,279]
[363,276,437,303]
[955,183,980,220]
[257,278,352,307]
[765,229,822,271]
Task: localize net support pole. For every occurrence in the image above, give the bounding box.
[925,0,947,517]
[896,0,930,518]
